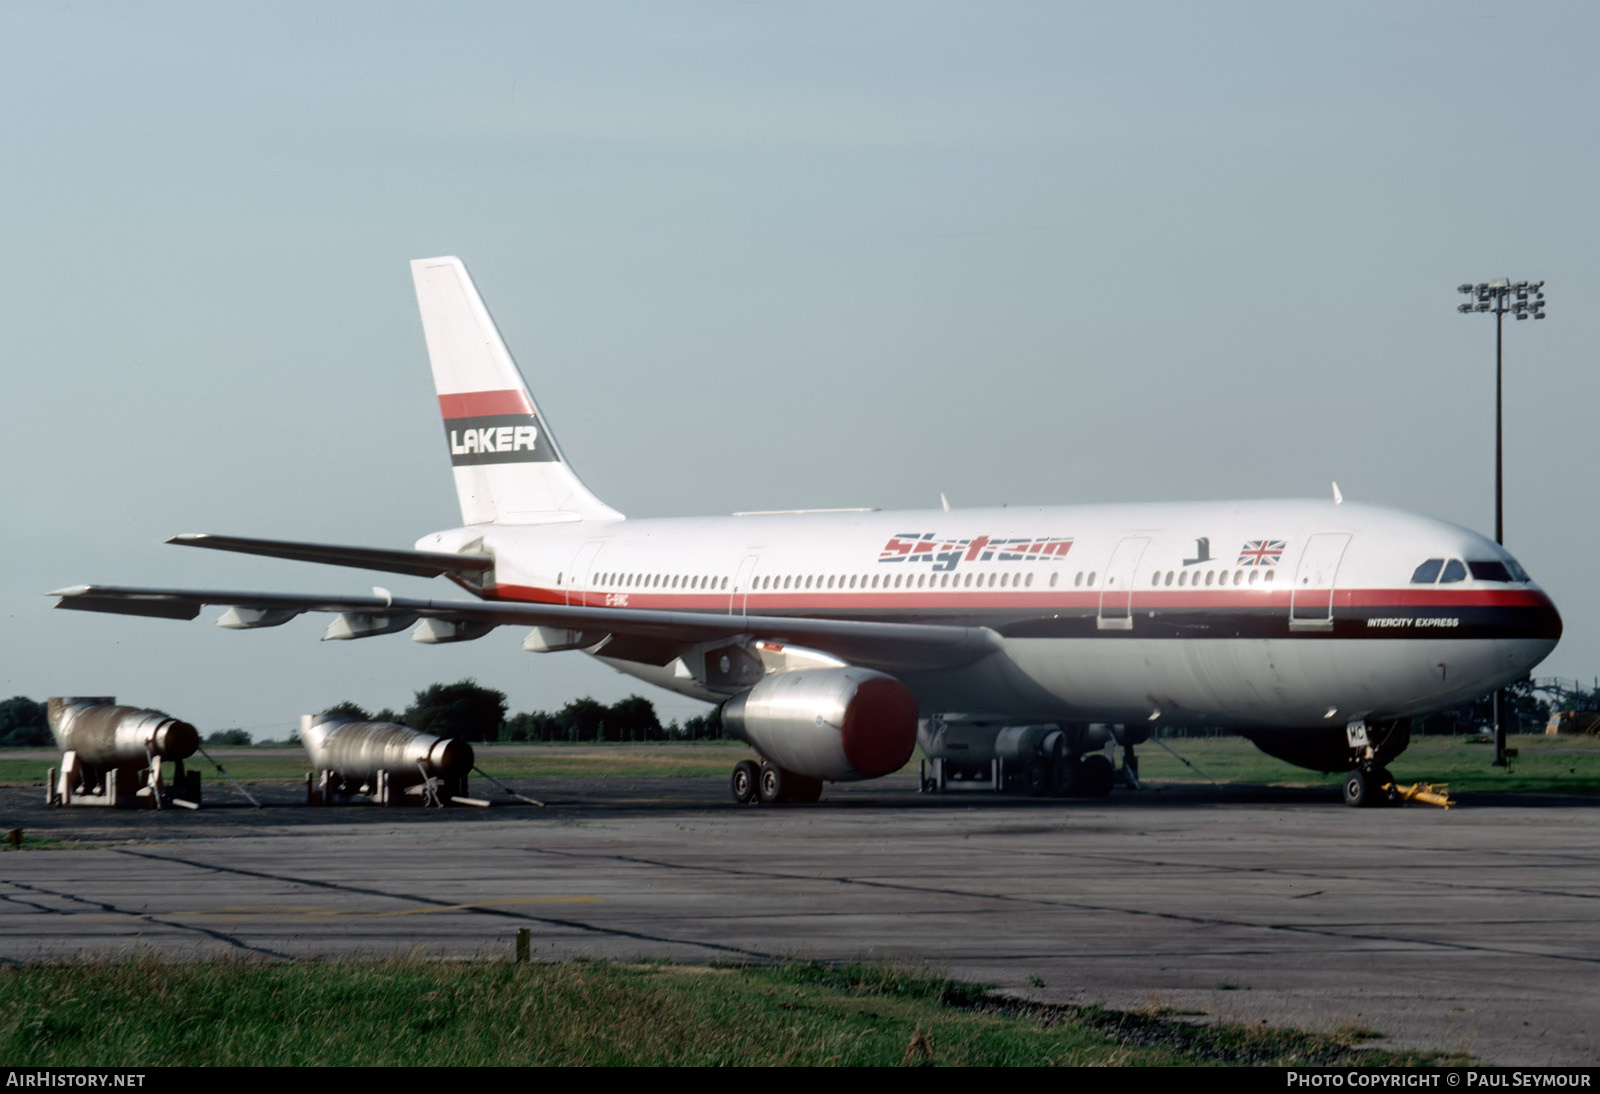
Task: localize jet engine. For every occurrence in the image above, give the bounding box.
[720,667,918,783]
[301,713,475,805]
[47,697,201,808]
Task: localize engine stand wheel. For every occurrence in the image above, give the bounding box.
[1077,754,1115,798]
[758,762,788,805]
[731,760,760,804]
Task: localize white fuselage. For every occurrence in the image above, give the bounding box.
[419,497,1561,732]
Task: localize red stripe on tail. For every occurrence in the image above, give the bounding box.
[438,389,534,419]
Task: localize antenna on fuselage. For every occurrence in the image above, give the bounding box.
[1332,481,1344,505]
[940,493,951,513]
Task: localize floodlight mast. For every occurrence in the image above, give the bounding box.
[1455,277,1547,767]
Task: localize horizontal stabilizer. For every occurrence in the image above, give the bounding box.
[168,533,493,578]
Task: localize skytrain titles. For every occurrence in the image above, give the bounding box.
[878,533,1074,572]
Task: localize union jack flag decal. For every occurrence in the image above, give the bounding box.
[1238,539,1286,566]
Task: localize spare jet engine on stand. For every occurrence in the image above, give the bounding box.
[46,697,201,808]
[300,713,477,806]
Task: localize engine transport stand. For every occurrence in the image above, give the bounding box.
[306,766,481,807]
[919,756,1005,793]
[44,697,202,810]
[300,713,484,807]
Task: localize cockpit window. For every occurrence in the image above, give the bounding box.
[1440,559,1468,583]
[1467,560,1514,583]
[1410,559,1444,584]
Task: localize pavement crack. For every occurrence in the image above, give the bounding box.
[111,847,773,961]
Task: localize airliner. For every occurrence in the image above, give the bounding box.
[53,257,1563,807]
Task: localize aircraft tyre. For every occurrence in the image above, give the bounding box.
[1372,767,1400,807]
[1019,758,1048,797]
[731,760,760,804]
[1342,768,1374,808]
[1078,754,1115,798]
[1049,757,1080,797]
[758,762,788,804]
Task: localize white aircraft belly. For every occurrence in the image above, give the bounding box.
[983,636,1553,730]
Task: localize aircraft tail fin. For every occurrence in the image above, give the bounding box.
[411,256,623,526]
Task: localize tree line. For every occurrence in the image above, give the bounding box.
[4,673,1591,749]
[320,679,721,744]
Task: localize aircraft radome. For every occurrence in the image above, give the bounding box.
[53,257,1562,807]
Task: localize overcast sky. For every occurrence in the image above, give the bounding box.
[4,2,1595,737]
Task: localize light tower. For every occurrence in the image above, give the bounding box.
[1456,278,1546,767]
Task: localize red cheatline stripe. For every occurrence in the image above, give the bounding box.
[488,583,1554,613]
[438,389,533,419]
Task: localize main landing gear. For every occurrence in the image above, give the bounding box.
[730,759,822,805]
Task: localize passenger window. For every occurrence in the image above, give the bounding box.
[1025,573,1034,587]
[1411,559,1444,584]
[1087,572,1097,587]
[1249,569,1259,585]
[1049,572,1058,588]
[1264,570,1274,584]
[1178,571,1187,587]
[1440,559,1467,583]
[1204,571,1214,586]
[1233,570,1243,586]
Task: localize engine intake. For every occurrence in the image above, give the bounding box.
[720,668,917,781]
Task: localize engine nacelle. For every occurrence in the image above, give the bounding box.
[300,714,473,784]
[48,697,199,767]
[720,668,918,781]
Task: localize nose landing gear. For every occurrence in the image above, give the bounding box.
[1342,720,1408,808]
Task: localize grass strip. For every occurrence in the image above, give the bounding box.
[4,735,1597,797]
[0,958,1443,1067]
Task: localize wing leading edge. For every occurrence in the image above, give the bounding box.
[50,584,1001,674]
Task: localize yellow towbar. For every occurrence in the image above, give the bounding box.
[1387,781,1453,809]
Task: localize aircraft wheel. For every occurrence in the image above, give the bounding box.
[1372,767,1400,806]
[758,762,788,805]
[731,760,760,804]
[1342,768,1372,808]
[1019,758,1048,797]
[1049,757,1080,797]
[1078,754,1115,798]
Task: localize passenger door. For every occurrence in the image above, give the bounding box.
[1289,533,1350,630]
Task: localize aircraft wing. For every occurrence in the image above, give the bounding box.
[165,533,494,578]
[50,584,1002,673]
